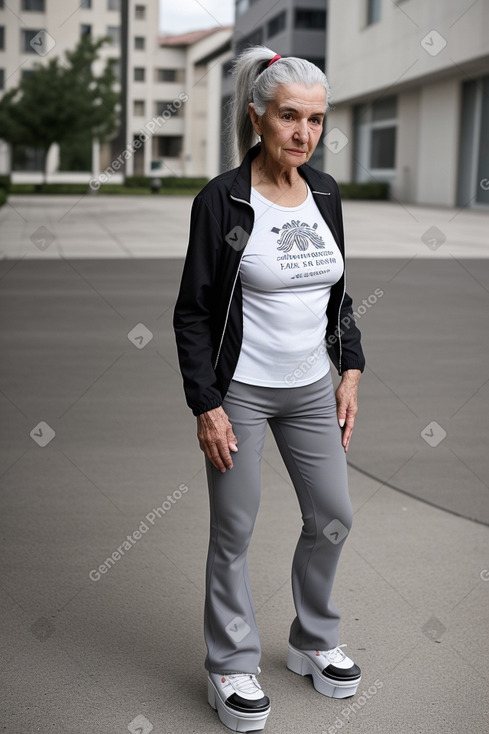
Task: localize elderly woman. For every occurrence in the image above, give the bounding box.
[173,46,365,732]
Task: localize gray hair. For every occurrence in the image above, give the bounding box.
[229,45,331,164]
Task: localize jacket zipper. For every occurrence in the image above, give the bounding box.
[213,194,254,370]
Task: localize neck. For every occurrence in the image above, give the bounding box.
[252,147,303,190]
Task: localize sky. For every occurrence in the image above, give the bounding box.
[158,0,235,35]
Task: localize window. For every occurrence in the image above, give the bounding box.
[157,68,177,82]
[134,36,145,50]
[236,0,249,16]
[235,27,263,54]
[154,100,182,117]
[267,10,286,39]
[133,99,145,116]
[354,95,397,180]
[0,26,4,51]
[0,69,4,91]
[21,29,43,53]
[108,0,120,10]
[367,0,381,25]
[22,0,45,10]
[156,136,183,157]
[370,128,396,168]
[222,59,233,78]
[80,24,91,37]
[134,67,145,82]
[106,26,120,45]
[108,58,120,82]
[135,4,146,19]
[80,0,92,8]
[457,75,489,207]
[294,9,326,29]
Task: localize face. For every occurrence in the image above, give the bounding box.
[249,82,327,167]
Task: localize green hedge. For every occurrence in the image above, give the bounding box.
[6,178,389,200]
[338,181,389,200]
[0,188,7,208]
[124,175,208,190]
[9,183,205,196]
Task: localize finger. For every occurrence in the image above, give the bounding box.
[227,426,238,453]
[212,440,234,472]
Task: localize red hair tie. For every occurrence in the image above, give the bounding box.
[267,54,282,67]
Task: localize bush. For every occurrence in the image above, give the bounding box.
[0,174,11,192]
[124,175,208,190]
[338,181,389,200]
[0,187,7,207]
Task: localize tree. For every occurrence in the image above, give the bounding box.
[0,35,119,183]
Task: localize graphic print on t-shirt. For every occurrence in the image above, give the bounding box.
[275,219,326,252]
[272,217,339,282]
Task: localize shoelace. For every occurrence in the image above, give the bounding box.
[318,645,347,664]
[222,670,262,696]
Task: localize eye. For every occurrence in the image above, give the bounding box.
[282,113,293,120]
[310,117,322,125]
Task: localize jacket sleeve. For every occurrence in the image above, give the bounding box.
[329,180,366,374]
[173,195,224,416]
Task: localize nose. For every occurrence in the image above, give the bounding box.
[293,119,308,143]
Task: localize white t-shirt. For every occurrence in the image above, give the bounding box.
[232,184,344,388]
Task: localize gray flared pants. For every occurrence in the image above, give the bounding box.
[204,371,353,674]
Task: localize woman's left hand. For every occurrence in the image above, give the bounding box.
[335,369,361,452]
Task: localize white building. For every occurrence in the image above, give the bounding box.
[0,0,232,181]
[324,0,489,208]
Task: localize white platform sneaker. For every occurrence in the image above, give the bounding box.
[208,667,271,732]
[287,644,361,699]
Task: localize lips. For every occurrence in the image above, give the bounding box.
[286,149,307,156]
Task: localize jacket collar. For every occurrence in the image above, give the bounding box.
[229,142,335,202]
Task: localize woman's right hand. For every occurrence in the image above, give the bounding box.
[197,406,238,473]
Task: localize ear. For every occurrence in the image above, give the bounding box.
[248,102,263,136]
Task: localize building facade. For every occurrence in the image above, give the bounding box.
[0,0,232,180]
[325,0,489,208]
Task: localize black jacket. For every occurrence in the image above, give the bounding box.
[173,144,365,416]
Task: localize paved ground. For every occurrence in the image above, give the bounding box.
[1,193,488,258]
[0,196,488,733]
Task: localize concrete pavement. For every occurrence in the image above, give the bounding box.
[1,193,488,258]
[0,196,488,733]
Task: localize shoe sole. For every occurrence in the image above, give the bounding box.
[207,677,271,732]
[286,645,361,699]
